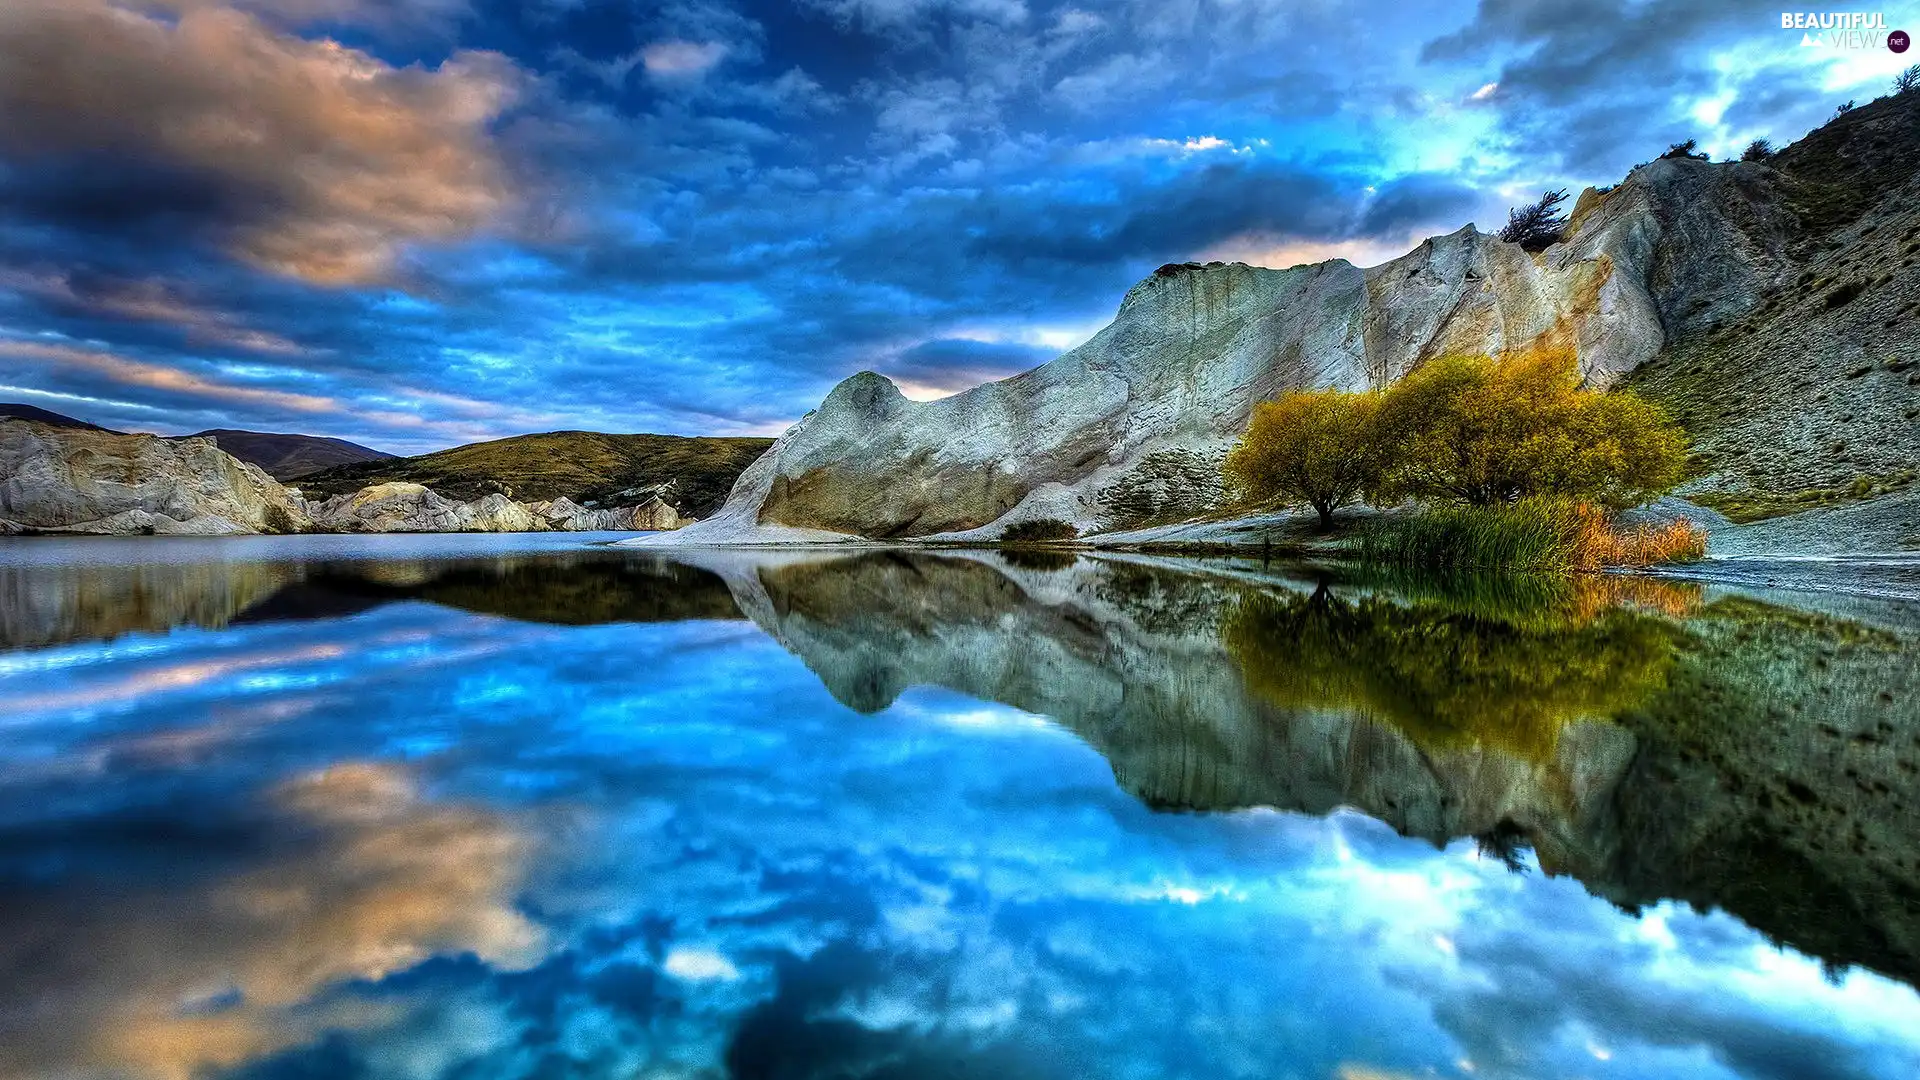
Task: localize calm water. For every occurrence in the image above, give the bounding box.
[2,535,1918,1080]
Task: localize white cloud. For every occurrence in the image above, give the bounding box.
[641,40,728,77]
[661,947,742,981]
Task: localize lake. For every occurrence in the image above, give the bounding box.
[1,534,1917,1080]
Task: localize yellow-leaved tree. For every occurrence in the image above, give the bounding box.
[1373,347,1687,508]
[1224,389,1385,529]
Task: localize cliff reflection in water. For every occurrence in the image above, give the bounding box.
[674,549,1920,991]
[3,543,1918,997]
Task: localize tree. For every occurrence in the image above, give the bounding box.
[1896,64,1920,94]
[1372,347,1687,508]
[1498,188,1570,252]
[1225,389,1384,529]
[1741,138,1773,162]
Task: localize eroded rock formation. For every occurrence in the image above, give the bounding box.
[0,419,311,535]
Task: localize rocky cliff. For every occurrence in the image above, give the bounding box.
[0,419,311,535]
[650,93,1916,545]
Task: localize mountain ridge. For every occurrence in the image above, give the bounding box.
[183,428,394,481]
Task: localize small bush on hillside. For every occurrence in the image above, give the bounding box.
[1897,64,1920,95]
[1225,389,1385,529]
[1833,100,1856,118]
[1741,139,1774,162]
[1498,189,1570,252]
[1001,518,1078,543]
[1661,139,1702,159]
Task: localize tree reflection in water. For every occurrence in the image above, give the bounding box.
[1222,572,1701,763]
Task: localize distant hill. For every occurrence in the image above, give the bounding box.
[0,403,120,433]
[186,429,394,481]
[296,431,776,518]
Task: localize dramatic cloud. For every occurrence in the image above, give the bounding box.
[0,0,1901,451]
[0,0,521,285]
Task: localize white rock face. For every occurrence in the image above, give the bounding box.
[527,495,690,531]
[642,155,1792,545]
[0,420,311,535]
[304,483,544,533]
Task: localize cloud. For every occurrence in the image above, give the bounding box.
[643,39,730,77]
[175,0,475,37]
[879,336,1056,399]
[0,0,523,285]
[0,270,303,354]
[0,339,339,415]
[1052,51,1170,110]
[1415,0,1868,176]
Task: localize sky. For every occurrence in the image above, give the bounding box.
[0,0,1911,454]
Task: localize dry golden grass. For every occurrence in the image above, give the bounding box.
[1568,505,1708,569]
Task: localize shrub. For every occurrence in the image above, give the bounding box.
[1225,389,1385,529]
[1661,139,1701,159]
[1833,99,1855,118]
[1372,347,1688,509]
[1741,138,1773,162]
[1498,188,1570,252]
[1897,64,1920,95]
[1350,499,1705,571]
[1000,518,1078,543]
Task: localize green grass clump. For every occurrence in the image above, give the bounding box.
[1349,499,1706,571]
[1352,500,1587,570]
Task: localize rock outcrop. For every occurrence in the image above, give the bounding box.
[298,484,690,534]
[645,96,1918,546]
[526,495,690,532]
[0,420,311,535]
[302,482,540,533]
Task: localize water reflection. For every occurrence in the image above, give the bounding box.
[0,761,540,1080]
[1,541,1918,1079]
[1223,575,1686,763]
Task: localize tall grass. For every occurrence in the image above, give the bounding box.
[1350,499,1706,571]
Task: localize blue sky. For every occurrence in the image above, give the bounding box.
[0,0,1910,453]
